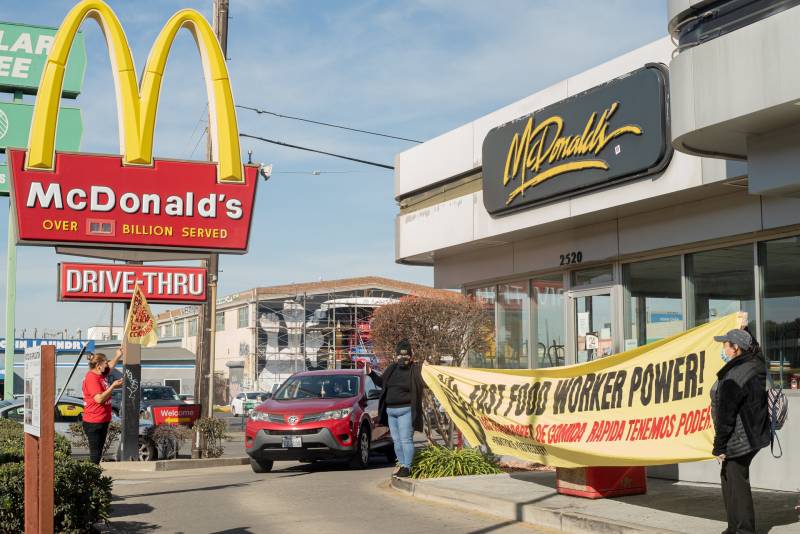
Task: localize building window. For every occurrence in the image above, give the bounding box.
[216,312,225,332]
[188,318,198,337]
[761,236,800,388]
[532,274,566,368]
[623,256,683,349]
[572,265,613,287]
[687,245,755,330]
[466,286,496,368]
[497,282,529,369]
[175,320,184,337]
[237,306,249,328]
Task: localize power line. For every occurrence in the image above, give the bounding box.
[189,126,208,160]
[183,105,208,158]
[240,133,394,170]
[274,170,368,175]
[237,104,422,144]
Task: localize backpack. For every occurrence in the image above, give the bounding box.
[766,374,788,458]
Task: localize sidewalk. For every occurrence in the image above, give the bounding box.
[391,471,800,534]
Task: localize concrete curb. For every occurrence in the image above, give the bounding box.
[102,457,249,472]
[390,476,680,534]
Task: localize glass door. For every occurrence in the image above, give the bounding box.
[573,290,615,364]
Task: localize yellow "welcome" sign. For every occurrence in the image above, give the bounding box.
[423,314,741,468]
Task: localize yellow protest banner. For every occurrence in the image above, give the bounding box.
[123,285,159,348]
[423,313,742,468]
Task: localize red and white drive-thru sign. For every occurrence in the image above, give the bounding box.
[9,150,258,253]
[58,262,207,303]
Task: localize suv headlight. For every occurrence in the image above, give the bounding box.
[249,411,271,421]
[319,407,353,421]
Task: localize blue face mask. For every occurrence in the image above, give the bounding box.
[720,349,731,363]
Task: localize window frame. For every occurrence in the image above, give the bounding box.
[237,306,249,329]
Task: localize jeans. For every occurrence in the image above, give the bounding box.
[83,421,110,464]
[721,449,758,534]
[387,406,415,468]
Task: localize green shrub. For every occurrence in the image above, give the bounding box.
[67,421,121,458]
[0,457,112,534]
[410,445,503,479]
[53,455,113,533]
[0,419,71,464]
[193,417,229,458]
[0,421,112,533]
[0,461,24,530]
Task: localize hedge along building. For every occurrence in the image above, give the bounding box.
[394,36,800,491]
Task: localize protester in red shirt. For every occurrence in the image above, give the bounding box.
[82,348,124,464]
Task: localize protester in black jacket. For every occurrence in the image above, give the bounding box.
[711,328,770,534]
[366,340,425,478]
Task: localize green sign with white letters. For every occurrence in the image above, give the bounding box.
[0,102,82,195]
[0,164,8,195]
[0,21,86,98]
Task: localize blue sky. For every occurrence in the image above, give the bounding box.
[0,0,667,334]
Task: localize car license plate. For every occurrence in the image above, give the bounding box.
[282,435,302,448]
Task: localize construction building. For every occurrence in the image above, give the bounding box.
[155,277,449,400]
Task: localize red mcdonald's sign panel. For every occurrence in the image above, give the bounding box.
[58,262,208,303]
[10,151,258,253]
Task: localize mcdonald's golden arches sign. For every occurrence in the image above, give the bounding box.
[8,0,258,253]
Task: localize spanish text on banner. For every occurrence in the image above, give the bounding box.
[422,313,741,468]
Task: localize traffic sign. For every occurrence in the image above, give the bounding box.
[0,21,86,97]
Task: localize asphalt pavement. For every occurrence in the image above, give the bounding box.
[108,457,554,534]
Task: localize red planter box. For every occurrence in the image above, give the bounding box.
[556,466,647,499]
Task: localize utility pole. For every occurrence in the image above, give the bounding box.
[109,303,114,340]
[193,0,229,458]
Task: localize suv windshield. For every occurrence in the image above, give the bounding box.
[274,375,360,400]
[245,392,265,400]
[142,387,180,401]
[112,386,180,403]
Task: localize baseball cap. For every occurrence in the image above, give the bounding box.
[713,329,753,350]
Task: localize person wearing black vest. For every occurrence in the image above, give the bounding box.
[366,340,425,478]
[711,328,770,534]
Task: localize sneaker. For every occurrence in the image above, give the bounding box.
[395,467,411,478]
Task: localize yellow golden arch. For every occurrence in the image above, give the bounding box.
[27,0,243,183]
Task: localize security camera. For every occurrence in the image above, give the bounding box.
[259,163,273,181]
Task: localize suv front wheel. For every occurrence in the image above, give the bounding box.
[250,457,274,473]
[349,426,370,469]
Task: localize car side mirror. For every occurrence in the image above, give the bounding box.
[366,388,381,400]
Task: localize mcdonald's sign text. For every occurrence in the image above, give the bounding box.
[9,150,258,252]
[58,262,207,303]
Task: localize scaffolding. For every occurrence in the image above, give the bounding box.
[249,288,402,392]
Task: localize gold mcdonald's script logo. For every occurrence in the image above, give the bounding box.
[26,0,243,183]
[503,102,641,205]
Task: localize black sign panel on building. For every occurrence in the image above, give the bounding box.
[481,65,671,216]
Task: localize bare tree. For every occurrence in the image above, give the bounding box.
[371,295,492,447]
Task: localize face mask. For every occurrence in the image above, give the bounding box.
[397,355,411,367]
[720,349,731,364]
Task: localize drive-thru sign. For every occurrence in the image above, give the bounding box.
[58,262,208,303]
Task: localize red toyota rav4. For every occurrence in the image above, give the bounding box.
[245,369,394,473]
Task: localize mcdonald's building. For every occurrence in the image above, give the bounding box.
[394,3,800,492]
[9,1,258,255]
